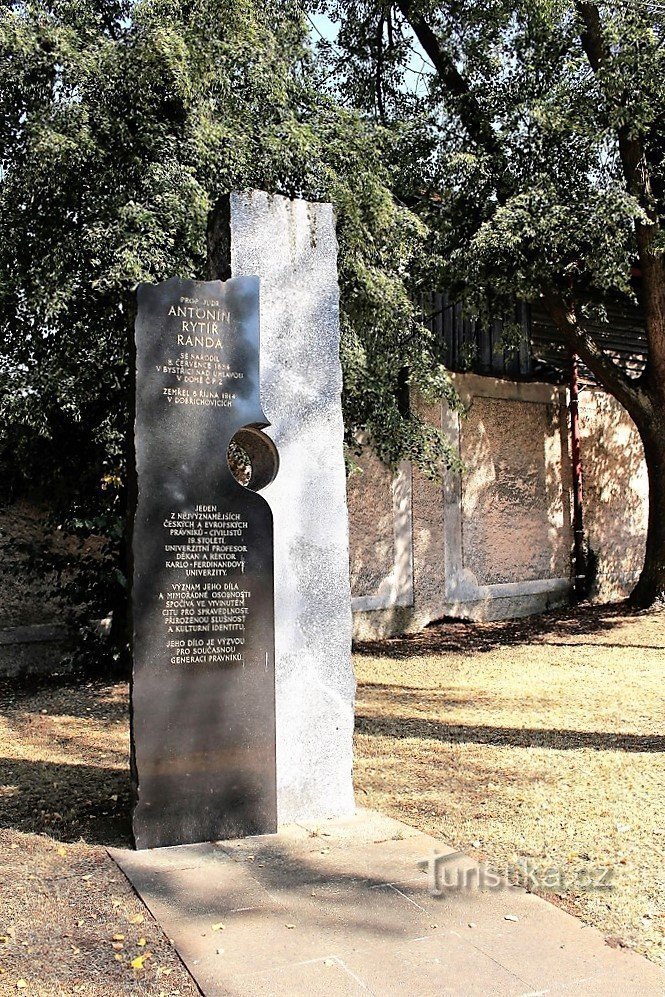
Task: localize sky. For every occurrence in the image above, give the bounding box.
[306,9,434,98]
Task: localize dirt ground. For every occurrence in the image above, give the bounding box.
[355,602,665,965]
[0,680,199,996]
[0,602,663,993]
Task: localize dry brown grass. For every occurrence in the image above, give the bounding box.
[354,602,665,965]
[0,602,662,993]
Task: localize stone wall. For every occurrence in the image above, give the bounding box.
[579,390,647,600]
[1,383,650,661]
[350,374,648,638]
[0,502,96,677]
[0,502,67,628]
[461,395,570,586]
[347,449,395,598]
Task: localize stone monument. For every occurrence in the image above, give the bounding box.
[131,275,278,849]
[130,191,355,850]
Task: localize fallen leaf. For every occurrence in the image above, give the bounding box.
[285,924,296,929]
[137,938,147,947]
[504,915,519,922]
[112,934,125,941]
[127,914,144,925]
[130,952,152,970]
[16,982,28,990]
[56,847,67,857]
[211,923,225,932]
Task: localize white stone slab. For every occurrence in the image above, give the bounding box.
[228,191,355,823]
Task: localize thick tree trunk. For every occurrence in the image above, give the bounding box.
[630,411,665,607]
[631,250,665,607]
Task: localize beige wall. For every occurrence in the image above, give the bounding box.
[1,384,649,642]
[411,400,447,623]
[349,375,649,638]
[579,390,647,600]
[347,449,396,598]
[460,394,570,586]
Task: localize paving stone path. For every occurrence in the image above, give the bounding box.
[110,809,665,996]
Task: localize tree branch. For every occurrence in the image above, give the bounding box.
[395,1,506,166]
[376,8,386,121]
[393,2,658,408]
[543,290,648,419]
[574,1,607,72]
[574,2,644,198]
[574,2,665,397]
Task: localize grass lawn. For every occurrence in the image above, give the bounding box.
[0,602,662,993]
[354,603,665,965]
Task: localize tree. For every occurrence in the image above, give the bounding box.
[313,0,665,606]
[0,0,461,650]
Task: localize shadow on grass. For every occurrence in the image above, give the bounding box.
[353,601,664,659]
[355,714,665,753]
[1,602,661,851]
[0,756,133,847]
[0,676,132,847]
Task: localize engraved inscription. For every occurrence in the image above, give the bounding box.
[131,275,277,848]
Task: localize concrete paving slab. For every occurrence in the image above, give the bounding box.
[339,929,532,997]
[230,957,371,997]
[109,808,665,996]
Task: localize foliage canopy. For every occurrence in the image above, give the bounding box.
[311,0,665,605]
[313,0,663,326]
[0,0,459,527]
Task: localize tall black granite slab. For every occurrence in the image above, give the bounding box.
[130,275,277,849]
